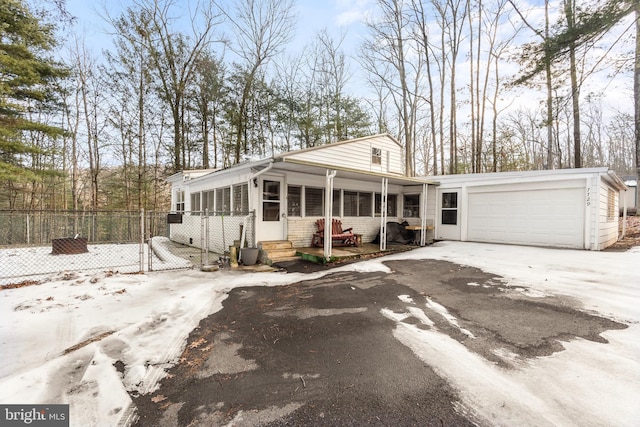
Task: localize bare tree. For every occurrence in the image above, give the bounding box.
[410,0,439,175]
[362,0,422,176]
[70,37,104,211]
[215,0,296,162]
[125,0,221,172]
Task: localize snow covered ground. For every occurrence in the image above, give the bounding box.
[1,241,639,426]
[0,237,192,286]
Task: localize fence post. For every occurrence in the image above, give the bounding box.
[148,211,153,272]
[139,209,145,273]
[204,209,210,266]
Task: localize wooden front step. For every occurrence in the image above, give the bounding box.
[259,240,293,250]
[257,241,299,265]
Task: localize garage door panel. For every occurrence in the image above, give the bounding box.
[468,189,584,248]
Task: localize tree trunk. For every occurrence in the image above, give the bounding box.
[565,0,582,168]
[635,1,640,213]
[544,0,554,170]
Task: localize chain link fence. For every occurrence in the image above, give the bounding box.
[0,210,255,286]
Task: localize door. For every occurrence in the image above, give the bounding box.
[437,188,461,240]
[258,177,286,241]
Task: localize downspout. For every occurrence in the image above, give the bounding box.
[325,170,337,261]
[606,170,628,241]
[420,183,428,246]
[380,177,388,251]
[594,175,601,250]
[245,160,274,248]
[620,188,627,240]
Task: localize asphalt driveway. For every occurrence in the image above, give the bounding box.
[131,258,626,426]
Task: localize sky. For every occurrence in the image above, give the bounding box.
[64,0,371,58]
[61,0,634,124]
[1,240,639,426]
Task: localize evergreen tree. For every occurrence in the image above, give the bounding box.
[0,0,68,185]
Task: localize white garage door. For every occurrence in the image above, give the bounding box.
[467,188,584,249]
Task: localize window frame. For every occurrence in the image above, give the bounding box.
[403,194,420,218]
[343,190,373,217]
[607,188,616,221]
[215,187,231,214]
[175,189,185,213]
[375,193,398,217]
[440,192,458,225]
[190,192,201,215]
[372,147,382,165]
[233,184,248,215]
[287,185,302,217]
[305,187,324,217]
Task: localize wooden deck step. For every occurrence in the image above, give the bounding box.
[259,240,293,250]
[257,241,299,265]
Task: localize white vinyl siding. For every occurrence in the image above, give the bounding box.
[284,135,403,174]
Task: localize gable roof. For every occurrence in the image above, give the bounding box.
[274,133,402,159]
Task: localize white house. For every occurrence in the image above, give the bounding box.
[167,134,628,259]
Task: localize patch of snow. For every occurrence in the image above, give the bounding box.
[1,241,639,426]
[425,297,476,338]
[397,294,415,304]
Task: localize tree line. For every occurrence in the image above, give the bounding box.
[1,0,637,212]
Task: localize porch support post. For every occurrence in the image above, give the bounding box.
[420,183,428,246]
[380,178,388,251]
[324,169,337,261]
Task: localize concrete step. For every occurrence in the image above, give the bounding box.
[259,240,293,250]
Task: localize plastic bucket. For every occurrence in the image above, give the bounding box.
[240,247,259,265]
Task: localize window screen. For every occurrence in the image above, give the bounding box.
[288,186,301,217]
[375,193,398,216]
[305,187,324,216]
[404,194,420,217]
[233,184,248,215]
[216,187,231,213]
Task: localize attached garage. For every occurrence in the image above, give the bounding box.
[429,168,628,251]
[467,187,584,249]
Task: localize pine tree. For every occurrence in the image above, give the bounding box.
[0,0,68,184]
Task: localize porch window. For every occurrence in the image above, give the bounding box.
[216,187,231,214]
[233,184,248,215]
[403,194,420,218]
[344,191,373,217]
[375,193,398,217]
[175,190,185,213]
[190,192,201,215]
[333,189,341,216]
[359,192,372,216]
[202,190,215,214]
[441,192,458,224]
[288,186,301,217]
[305,187,324,216]
[343,191,357,216]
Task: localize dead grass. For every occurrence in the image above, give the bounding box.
[609,216,640,250]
